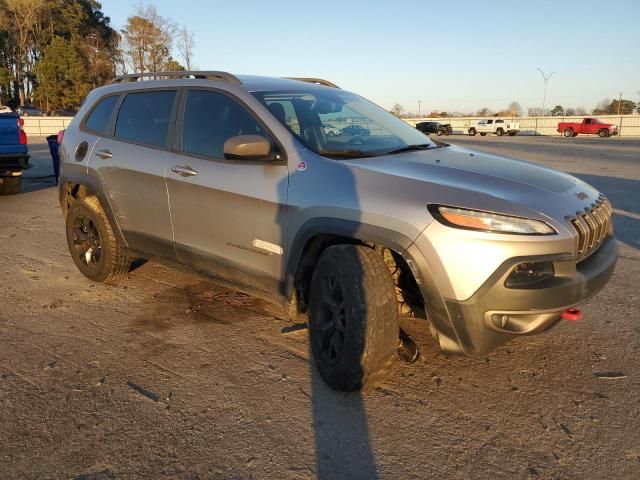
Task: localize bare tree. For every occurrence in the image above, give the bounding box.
[121,5,177,74]
[390,103,404,117]
[477,107,492,117]
[0,0,45,104]
[506,101,523,117]
[177,26,195,70]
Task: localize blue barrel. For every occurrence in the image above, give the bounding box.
[46,135,60,185]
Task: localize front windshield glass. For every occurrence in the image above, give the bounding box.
[252,89,436,159]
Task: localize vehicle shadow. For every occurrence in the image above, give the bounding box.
[570,173,639,250]
[277,153,380,478]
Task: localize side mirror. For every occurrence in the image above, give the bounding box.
[223,135,272,161]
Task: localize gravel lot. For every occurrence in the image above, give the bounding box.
[1,136,639,479]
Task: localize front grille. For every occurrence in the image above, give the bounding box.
[568,195,612,261]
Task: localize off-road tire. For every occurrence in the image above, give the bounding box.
[598,129,609,138]
[65,196,131,283]
[0,175,21,195]
[468,128,476,136]
[563,128,574,138]
[309,245,399,391]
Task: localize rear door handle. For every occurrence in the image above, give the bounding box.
[171,165,198,177]
[95,149,112,159]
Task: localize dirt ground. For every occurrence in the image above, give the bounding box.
[1,137,639,479]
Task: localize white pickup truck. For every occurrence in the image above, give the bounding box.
[468,118,520,136]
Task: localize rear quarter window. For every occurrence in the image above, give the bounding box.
[115,90,177,147]
[84,95,119,134]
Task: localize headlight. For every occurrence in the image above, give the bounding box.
[430,205,556,235]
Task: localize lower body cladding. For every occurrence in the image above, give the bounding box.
[405,236,618,356]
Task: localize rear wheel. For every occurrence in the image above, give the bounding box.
[468,128,476,136]
[65,196,131,283]
[309,245,399,391]
[508,131,517,136]
[598,129,609,138]
[563,128,574,138]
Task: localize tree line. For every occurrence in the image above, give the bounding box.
[0,1,194,112]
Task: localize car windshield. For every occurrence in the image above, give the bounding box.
[252,89,436,159]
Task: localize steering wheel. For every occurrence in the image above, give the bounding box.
[347,136,366,146]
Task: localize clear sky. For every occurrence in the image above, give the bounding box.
[103,0,640,114]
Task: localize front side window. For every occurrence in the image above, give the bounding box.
[496,120,504,124]
[182,90,270,159]
[253,89,436,159]
[115,90,176,147]
[85,95,118,134]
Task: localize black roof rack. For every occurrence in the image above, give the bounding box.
[111,71,242,85]
[285,77,340,89]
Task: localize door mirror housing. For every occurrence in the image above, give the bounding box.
[223,135,272,161]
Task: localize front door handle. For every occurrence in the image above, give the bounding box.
[95,149,112,159]
[171,165,199,177]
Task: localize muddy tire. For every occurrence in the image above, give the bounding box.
[309,245,399,391]
[563,128,574,137]
[65,196,131,283]
[468,128,476,136]
[598,129,609,138]
[0,175,21,195]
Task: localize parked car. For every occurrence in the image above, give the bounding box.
[416,121,452,136]
[49,109,77,117]
[469,118,519,136]
[0,113,29,194]
[0,105,12,114]
[557,117,618,137]
[17,105,44,117]
[340,124,370,137]
[59,71,617,391]
[323,123,340,136]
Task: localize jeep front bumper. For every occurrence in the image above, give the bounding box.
[405,234,618,356]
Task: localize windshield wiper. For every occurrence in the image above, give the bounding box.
[384,144,433,155]
[317,149,377,159]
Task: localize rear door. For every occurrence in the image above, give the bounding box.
[166,88,289,295]
[89,89,178,259]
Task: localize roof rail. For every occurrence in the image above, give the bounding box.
[110,71,242,85]
[285,77,340,89]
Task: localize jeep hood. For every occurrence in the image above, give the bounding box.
[343,144,600,217]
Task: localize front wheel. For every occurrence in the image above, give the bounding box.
[468,128,476,136]
[65,196,131,282]
[496,128,504,136]
[436,129,444,136]
[598,129,609,138]
[309,245,399,391]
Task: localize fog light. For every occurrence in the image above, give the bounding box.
[505,262,554,288]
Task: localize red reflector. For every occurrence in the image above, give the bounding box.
[18,117,24,127]
[57,129,65,145]
[561,308,583,322]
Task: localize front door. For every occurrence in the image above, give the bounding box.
[166,89,289,296]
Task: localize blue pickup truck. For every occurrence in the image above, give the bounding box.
[0,113,29,194]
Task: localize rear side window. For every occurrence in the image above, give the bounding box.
[85,95,118,134]
[115,91,176,147]
[182,90,269,159]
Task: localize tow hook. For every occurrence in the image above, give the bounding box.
[561,308,584,322]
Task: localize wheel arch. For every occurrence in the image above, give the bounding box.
[286,218,419,314]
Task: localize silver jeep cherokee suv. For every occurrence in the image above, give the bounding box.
[59,71,618,391]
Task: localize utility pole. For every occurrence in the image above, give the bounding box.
[537,68,555,116]
[418,100,422,116]
[617,92,622,115]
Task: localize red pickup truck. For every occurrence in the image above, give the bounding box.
[557,117,618,138]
